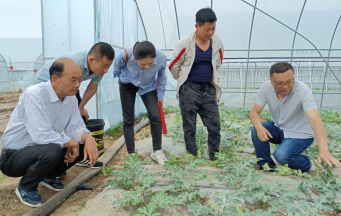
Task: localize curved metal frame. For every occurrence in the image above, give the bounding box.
[92,0,341,109]
[290,0,306,63]
[241,0,341,85]
[320,14,341,108]
[157,0,167,49]
[173,0,180,40]
[135,0,148,40]
[243,0,257,107]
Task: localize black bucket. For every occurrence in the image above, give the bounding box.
[86,119,105,155]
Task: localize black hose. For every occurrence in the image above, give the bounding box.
[23,118,150,216]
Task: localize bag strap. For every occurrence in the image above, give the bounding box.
[124,48,129,64]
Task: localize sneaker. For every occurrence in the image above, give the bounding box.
[57,171,67,179]
[15,184,42,207]
[150,150,167,165]
[39,177,65,191]
[76,159,103,169]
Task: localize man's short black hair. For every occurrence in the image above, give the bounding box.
[270,62,295,77]
[88,42,115,61]
[49,61,64,79]
[196,8,217,27]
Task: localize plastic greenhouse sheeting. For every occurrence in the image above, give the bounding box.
[0,54,11,92]
[39,0,341,130]
[0,38,42,92]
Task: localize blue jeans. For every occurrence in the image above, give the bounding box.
[251,122,314,171]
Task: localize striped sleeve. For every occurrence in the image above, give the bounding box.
[168,41,186,79]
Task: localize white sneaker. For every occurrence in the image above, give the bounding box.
[150,150,167,165]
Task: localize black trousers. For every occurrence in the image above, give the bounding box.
[0,144,85,192]
[119,81,162,154]
[179,80,221,156]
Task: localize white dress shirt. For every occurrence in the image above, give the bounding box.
[1,81,90,150]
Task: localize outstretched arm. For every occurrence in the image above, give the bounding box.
[306,109,341,167]
[79,81,98,121]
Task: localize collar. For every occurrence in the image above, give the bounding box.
[46,81,71,104]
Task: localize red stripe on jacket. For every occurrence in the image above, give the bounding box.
[219,48,223,65]
[168,48,186,71]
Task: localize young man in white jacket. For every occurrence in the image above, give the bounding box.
[169,8,224,160]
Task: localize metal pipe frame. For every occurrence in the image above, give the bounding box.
[241,0,341,87]
[40,0,46,63]
[243,0,257,108]
[160,48,341,52]
[122,0,125,47]
[134,0,148,40]
[157,0,167,49]
[320,14,341,108]
[173,0,180,40]
[290,0,306,63]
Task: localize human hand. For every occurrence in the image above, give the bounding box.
[317,150,341,168]
[256,126,273,142]
[79,107,89,122]
[158,99,163,107]
[83,136,99,166]
[64,144,79,163]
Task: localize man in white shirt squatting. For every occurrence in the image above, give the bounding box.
[0,57,99,207]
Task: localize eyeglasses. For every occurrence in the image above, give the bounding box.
[271,78,295,88]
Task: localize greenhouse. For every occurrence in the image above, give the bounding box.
[0,0,341,216]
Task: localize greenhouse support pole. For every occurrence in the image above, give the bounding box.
[296,63,299,80]
[173,0,180,40]
[93,0,99,119]
[135,1,148,40]
[227,62,229,88]
[290,0,306,64]
[321,65,327,108]
[157,0,167,50]
[309,61,313,91]
[40,0,46,64]
[240,63,243,91]
[122,0,124,47]
[321,14,341,108]
[243,0,257,108]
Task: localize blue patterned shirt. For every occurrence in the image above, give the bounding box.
[113,46,167,99]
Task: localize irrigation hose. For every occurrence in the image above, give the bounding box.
[23,118,150,216]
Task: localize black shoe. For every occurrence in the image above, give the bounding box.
[76,160,103,169]
[259,163,276,172]
[301,160,312,173]
[301,167,311,173]
[39,178,65,191]
[57,171,67,179]
[209,155,218,161]
[186,151,198,157]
